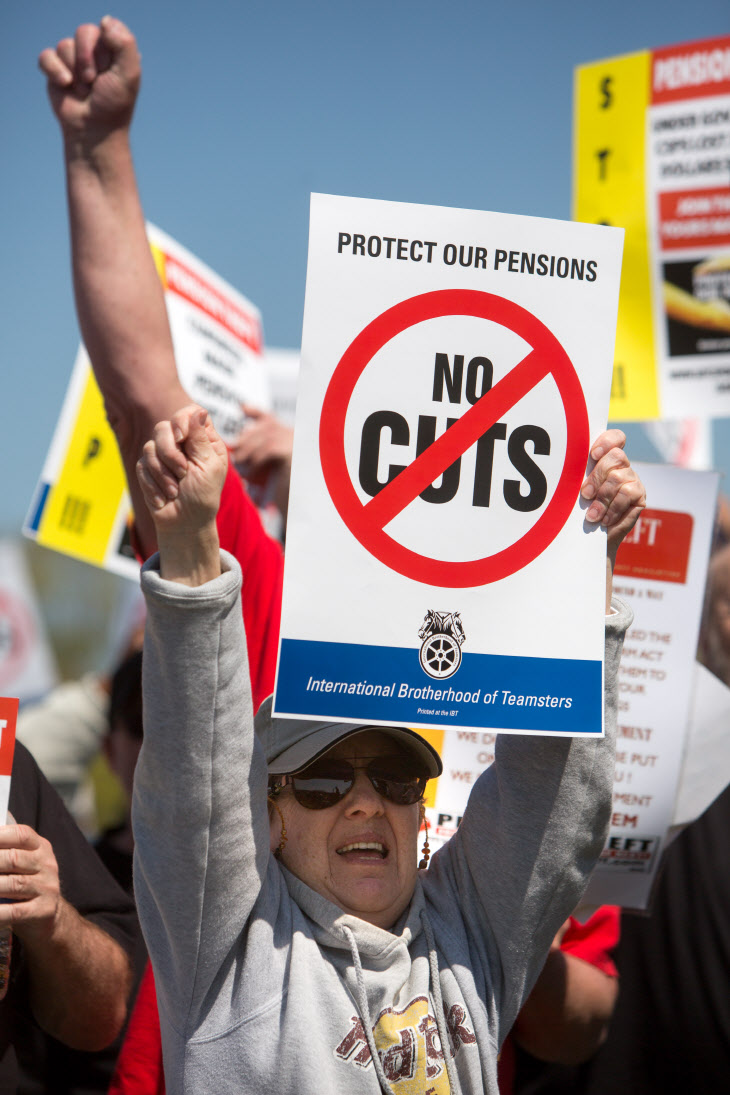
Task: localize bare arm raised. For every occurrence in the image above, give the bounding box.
[40,18,285,711]
[39,16,189,557]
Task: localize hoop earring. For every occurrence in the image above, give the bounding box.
[418,803,431,870]
[268,796,288,859]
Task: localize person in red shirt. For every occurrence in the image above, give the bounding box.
[498,907,620,1094]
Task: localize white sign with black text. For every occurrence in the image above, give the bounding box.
[275,193,624,736]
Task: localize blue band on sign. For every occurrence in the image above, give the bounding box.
[276,639,602,734]
[27,482,51,533]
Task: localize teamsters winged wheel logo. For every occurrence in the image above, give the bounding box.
[418,611,466,680]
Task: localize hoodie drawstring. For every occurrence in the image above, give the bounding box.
[342,926,396,1095]
[421,908,463,1095]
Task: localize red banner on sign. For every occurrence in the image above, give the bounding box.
[614,508,693,584]
[162,252,262,353]
[0,699,18,779]
[658,187,730,250]
[651,34,730,105]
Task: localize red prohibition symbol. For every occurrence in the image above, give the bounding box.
[319,289,590,587]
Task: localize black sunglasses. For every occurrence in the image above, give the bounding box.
[268,755,429,810]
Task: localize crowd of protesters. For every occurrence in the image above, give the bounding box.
[0,12,726,1095]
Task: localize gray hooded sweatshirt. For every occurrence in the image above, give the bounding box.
[134,550,630,1095]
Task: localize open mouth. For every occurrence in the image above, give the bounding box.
[336,841,388,860]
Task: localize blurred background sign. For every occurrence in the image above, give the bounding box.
[23,224,270,579]
[422,462,720,910]
[574,33,730,421]
[0,541,58,705]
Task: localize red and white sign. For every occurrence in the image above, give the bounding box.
[0,698,18,822]
[647,34,730,417]
[0,700,18,778]
[149,224,270,440]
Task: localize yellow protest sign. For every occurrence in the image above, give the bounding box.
[35,367,128,566]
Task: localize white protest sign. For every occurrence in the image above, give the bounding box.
[274,194,623,734]
[0,541,58,706]
[24,224,269,579]
[265,347,301,427]
[421,463,718,907]
[149,224,270,433]
[585,462,717,907]
[643,417,712,470]
[671,660,730,830]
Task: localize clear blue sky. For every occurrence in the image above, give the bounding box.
[2,0,729,532]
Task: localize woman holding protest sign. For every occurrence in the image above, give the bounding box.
[132,402,642,1094]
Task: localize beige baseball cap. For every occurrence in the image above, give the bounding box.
[255,696,442,778]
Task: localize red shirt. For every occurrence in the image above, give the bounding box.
[214,462,283,712]
[497,906,620,1093]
